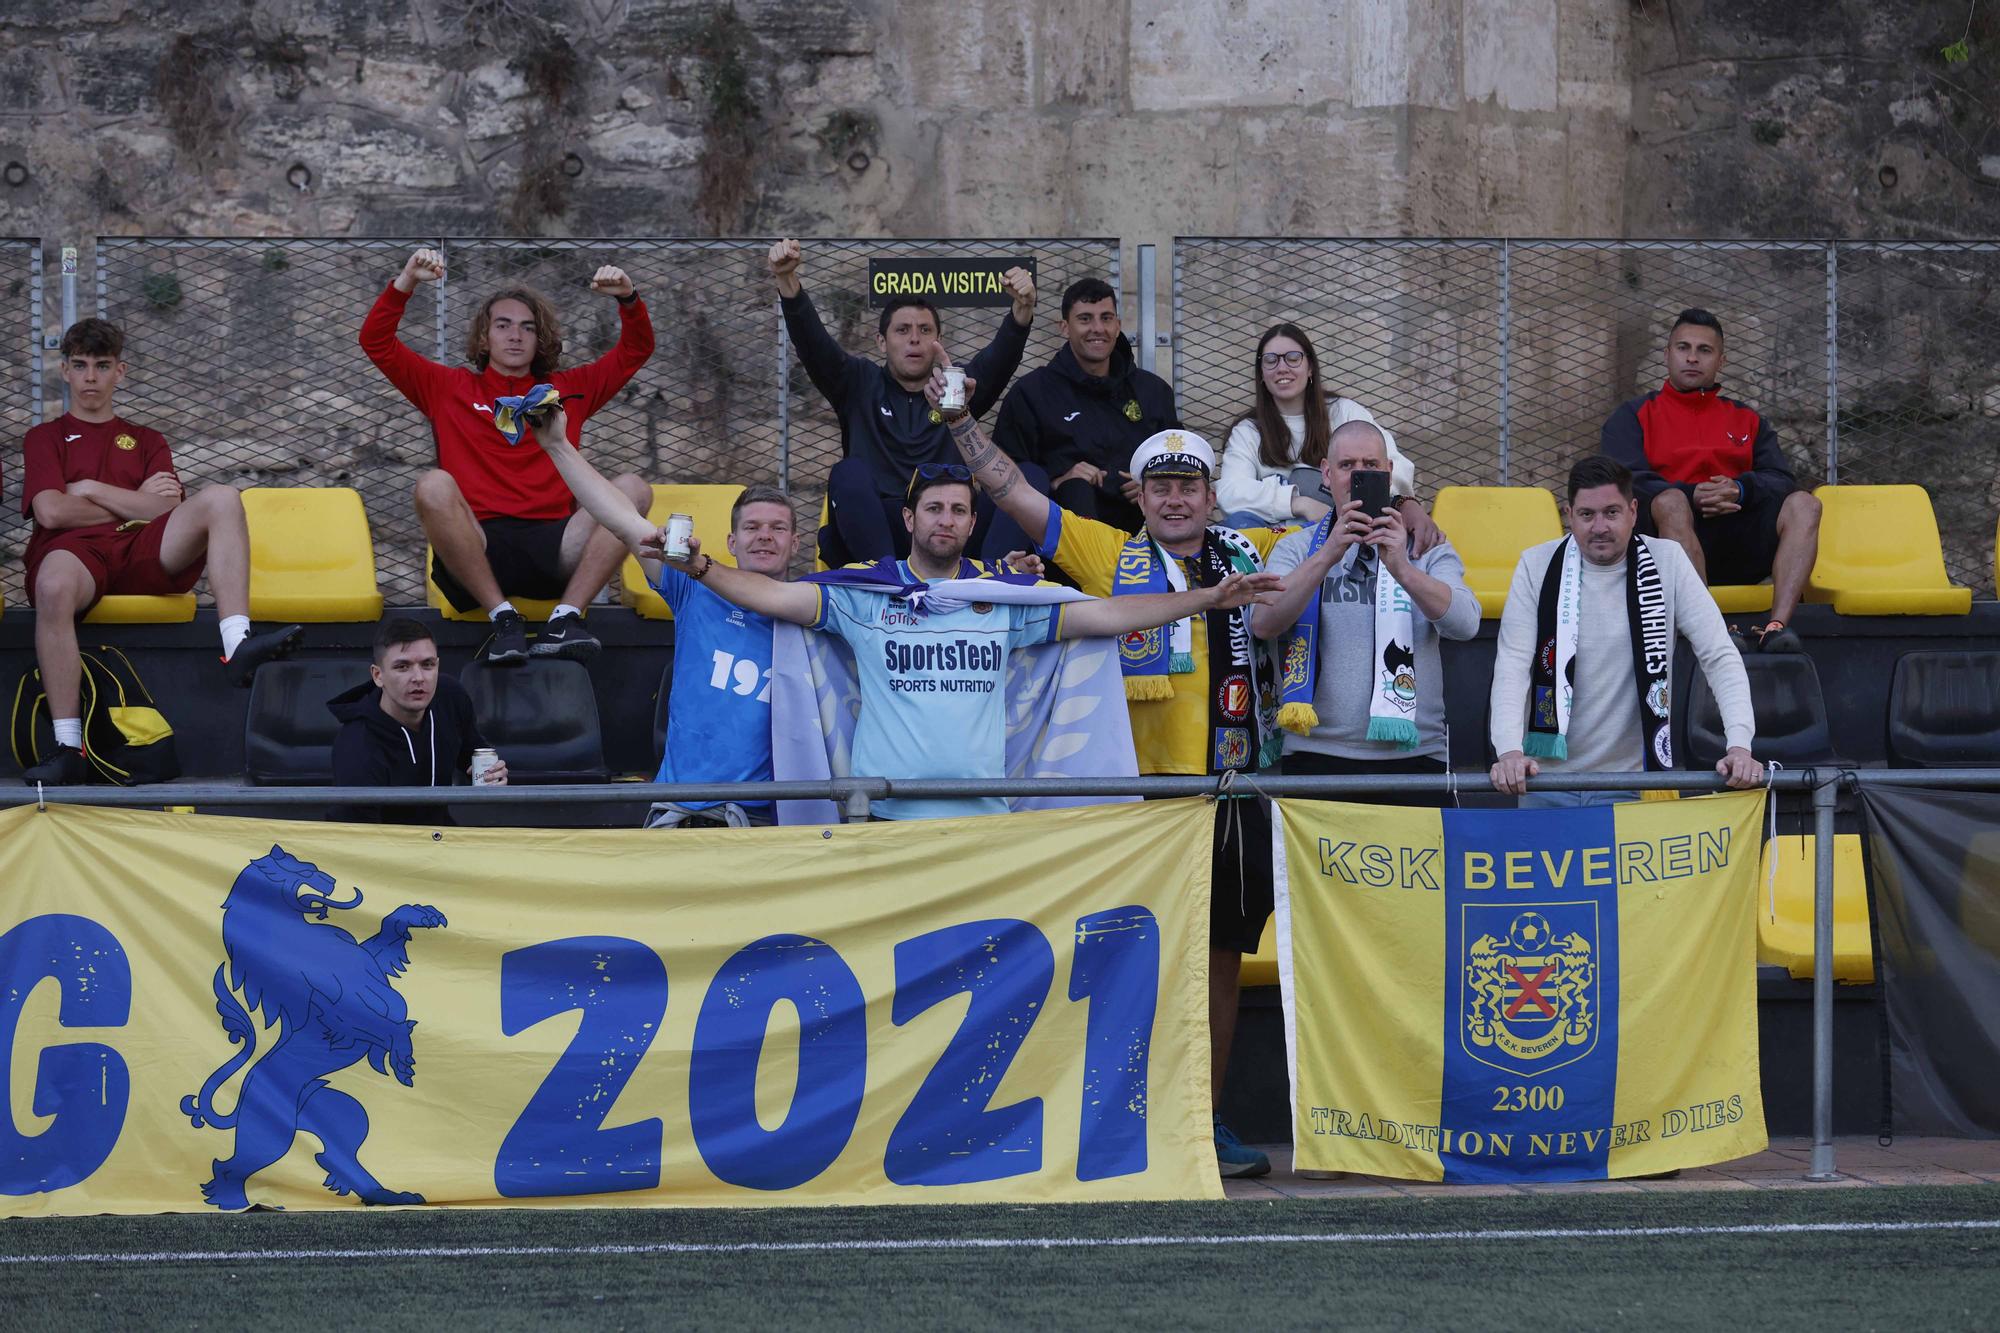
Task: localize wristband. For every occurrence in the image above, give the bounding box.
[689,554,714,580]
[616,291,638,305]
[1734,478,1746,504]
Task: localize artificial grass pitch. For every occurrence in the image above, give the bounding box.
[5,1185,2000,1330]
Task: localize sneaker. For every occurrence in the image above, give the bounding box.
[531,610,600,663]
[23,744,91,785]
[1213,1115,1271,1179]
[222,624,303,687]
[487,609,530,666]
[1755,621,1803,654]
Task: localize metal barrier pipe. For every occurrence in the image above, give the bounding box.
[1807,772,1840,1181]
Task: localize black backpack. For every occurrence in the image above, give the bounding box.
[11,645,181,785]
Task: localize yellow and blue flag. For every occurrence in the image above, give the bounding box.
[1275,792,1767,1182]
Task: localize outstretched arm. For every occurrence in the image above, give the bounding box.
[661,535,820,626]
[529,407,659,578]
[1059,571,1280,640]
[933,367,1053,548]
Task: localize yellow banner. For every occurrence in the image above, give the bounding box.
[1,800,1221,1215]
[1276,792,1767,1182]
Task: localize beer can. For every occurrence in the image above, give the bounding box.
[470,747,499,785]
[664,512,694,561]
[941,367,967,411]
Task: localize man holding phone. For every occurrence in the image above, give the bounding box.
[1253,421,1479,799]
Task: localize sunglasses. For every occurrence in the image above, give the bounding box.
[906,462,973,503]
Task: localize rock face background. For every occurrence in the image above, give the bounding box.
[0,0,1994,599]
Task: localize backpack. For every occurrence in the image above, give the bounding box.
[11,645,181,785]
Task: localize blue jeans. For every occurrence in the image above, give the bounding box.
[1517,789,1638,809]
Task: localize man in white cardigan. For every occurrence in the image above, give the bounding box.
[1489,455,1762,806]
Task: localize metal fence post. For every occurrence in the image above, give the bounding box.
[1169,241,1183,404]
[433,238,449,361]
[1806,772,1840,1181]
[1136,244,1156,375]
[1497,239,1513,485]
[1824,244,1840,484]
[776,299,791,492]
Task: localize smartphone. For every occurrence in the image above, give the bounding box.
[1351,468,1393,521]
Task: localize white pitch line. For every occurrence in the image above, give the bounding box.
[4,1218,2000,1267]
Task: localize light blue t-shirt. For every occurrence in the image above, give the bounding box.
[654,564,775,812]
[814,565,1061,821]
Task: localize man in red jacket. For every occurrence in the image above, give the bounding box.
[1599,308,1821,652]
[362,247,655,664]
[20,318,300,784]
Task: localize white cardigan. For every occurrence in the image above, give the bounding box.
[1214,400,1415,525]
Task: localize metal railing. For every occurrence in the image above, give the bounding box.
[1172,238,2000,594]
[15,763,1989,1184]
[1,238,42,608]
[82,235,1118,602]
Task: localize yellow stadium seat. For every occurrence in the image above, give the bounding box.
[426,547,559,623]
[1241,915,1279,988]
[1805,485,1972,616]
[1757,833,1873,983]
[620,484,745,620]
[243,487,384,622]
[1431,486,1562,617]
[85,592,196,623]
[1708,583,1774,614]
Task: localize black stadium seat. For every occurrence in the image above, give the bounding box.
[1686,653,1846,770]
[244,658,374,786]
[1887,651,2000,767]
[459,659,607,782]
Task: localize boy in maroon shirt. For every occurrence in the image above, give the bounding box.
[1599,307,1822,652]
[19,319,299,784]
[361,247,655,664]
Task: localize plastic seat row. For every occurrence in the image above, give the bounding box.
[57,484,749,626]
[1435,483,1977,618]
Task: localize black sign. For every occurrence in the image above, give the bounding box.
[866,257,1036,308]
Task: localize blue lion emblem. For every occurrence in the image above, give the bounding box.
[181,844,446,1210]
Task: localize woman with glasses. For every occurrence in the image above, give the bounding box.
[1216,322,1414,529]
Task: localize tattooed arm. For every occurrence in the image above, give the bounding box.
[931,366,1053,550]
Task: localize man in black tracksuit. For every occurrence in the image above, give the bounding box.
[991,277,1180,535]
[329,617,504,823]
[767,238,1047,566]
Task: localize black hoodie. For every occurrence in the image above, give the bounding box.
[327,675,486,824]
[991,334,1179,493]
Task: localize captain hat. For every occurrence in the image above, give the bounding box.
[1128,430,1216,480]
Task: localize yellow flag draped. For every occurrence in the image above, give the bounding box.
[0,800,1220,1215]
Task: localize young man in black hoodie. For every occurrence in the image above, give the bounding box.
[328,617,506,823]
[767,238,1045,566]
[991,277,1179,535]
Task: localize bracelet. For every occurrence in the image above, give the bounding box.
[689,554,714,580]
[616,291,639,305]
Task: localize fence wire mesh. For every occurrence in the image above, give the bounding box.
[1174,238,1999,595]
[0,240,42,608]
[88,236,1117,602]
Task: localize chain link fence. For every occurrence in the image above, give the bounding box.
[86,236,1117,602]
[1174,238,2000,594]
[0,240,42,608]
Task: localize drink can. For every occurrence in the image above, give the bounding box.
[664,512,694,561]
[470,748,499,785]
[941,367,967,411]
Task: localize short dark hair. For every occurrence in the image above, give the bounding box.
[1568,455,1635,504]
[904,463,975,509]
[877,296,942,337]
[1669,307,1724,343]
[373,616,437,664]
[730,484,794,530]
[1061,277,1117,319]
[60,318,124,361]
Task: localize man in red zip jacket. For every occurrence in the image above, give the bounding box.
[1599,307,1821,652]
[361,247,656,664]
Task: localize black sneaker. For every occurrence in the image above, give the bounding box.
[223,624,303,687]
[23,744,92,785]
[1756,622,1804,654]
[487,609,530,666]
[531,610,600,663]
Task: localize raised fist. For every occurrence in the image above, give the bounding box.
[589,265,634,300]
[397,248,445,293]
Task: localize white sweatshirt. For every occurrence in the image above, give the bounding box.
[1215,399,1415,525]
[1489,536,1755,770]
